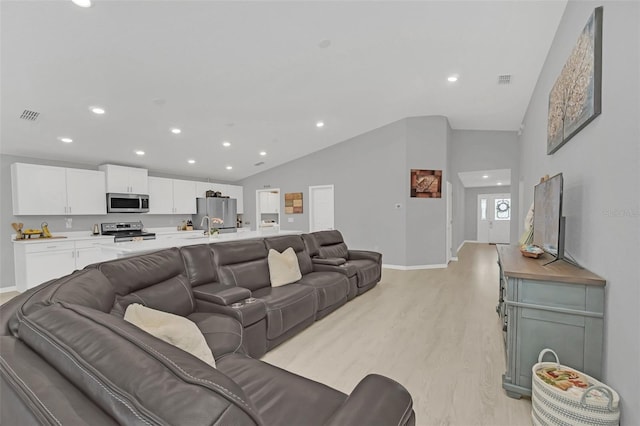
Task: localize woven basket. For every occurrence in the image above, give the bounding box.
[531,349,620,426]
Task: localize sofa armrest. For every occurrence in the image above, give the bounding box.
[312,257,346,266]
[348,250,382,264]
[324,374,414,426]
[193,284,251,306]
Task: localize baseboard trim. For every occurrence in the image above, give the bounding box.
[383,264,448,270]
[450,257,459,262]
[457,240,479,253]
[0,286,18,294]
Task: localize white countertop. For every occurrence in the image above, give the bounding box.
[12,231,114,244]
[99,229,303,255]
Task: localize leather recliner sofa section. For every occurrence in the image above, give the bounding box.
[1,231,409,425]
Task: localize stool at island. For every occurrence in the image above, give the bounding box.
[496,245,606,399]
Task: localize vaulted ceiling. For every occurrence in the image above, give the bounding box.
[1,1,566,181]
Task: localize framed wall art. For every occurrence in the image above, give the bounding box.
[547,6,603,155]
[284,192,303,214]
[410,169,442,198]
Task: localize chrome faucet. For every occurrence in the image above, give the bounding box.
[200,216,211,235]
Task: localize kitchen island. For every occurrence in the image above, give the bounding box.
[99,229,303,258]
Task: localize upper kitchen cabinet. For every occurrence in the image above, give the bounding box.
[99,164,148,194]
[148,177,196,214]
[195,182,244,214]
[11,163,107,215]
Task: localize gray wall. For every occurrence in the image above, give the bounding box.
[463,185,512,242]
[450,130,520,251]
[241,116,451,267]
[240,118,409,266]
[518,1,639,423]
[0,153,231,288]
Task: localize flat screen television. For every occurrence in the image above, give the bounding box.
[533,173,566,264]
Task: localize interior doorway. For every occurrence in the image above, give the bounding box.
[256,188,280,230]
[446,181,453,263]
[477,193,511,244]
[309,185,334,232]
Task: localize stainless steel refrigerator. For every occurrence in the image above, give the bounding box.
[193,197,237,233]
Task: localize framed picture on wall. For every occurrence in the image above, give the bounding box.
[547,6,603,154]
[410,169,442,198]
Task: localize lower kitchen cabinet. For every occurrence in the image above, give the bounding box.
[13,239,113,292]
[496,245,606,399]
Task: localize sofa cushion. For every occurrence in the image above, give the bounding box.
[268,248,302,287]
[297,272,349,312]
[348,259,382,288]
[213,240,271,292]
[180,244,218,287]
[187,312,244,359]
[217,353,346,426]
[124,303,215,367]
[252,285,317,340]
[264,235,313,275]
[111,274,195,317]
[312,230,350,259]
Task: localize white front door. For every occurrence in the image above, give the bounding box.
[477,193,511,244]
[309,185,334,232]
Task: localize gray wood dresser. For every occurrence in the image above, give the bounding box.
[496,245,606,399]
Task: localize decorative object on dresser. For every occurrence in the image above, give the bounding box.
[496,245,606,399]
[547,6,603,154]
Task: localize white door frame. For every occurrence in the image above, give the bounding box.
[256,188,280,230]
[446,181,453,263]
[477,192,511,243]
[309,185,334,232]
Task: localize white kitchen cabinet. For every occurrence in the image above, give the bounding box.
[65,169,107,215]
[147,177,196,215]
[99,164,148,194]
[225,185,244,214]
[195,182,243,213]
[13,239,112,291]
[11,163,106,216]
[260,191,279,213]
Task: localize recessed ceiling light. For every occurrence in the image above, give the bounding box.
[90,107,105,114]
[482,175,489,179]
[58,137,73,143]
[171,128,181,134]
[316,121,324,128]
[72,0,92,7]
[259,151,267,156]
[226,166,233,170]
[447,76,458,82]
[188,159,195,164]
[497,182,502,186]
[222,141,231,147]
[135,150,145,156]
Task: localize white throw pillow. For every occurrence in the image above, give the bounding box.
[268,247,302,287]
[124,303,215,368]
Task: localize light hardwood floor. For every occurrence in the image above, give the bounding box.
[261,243,532,426]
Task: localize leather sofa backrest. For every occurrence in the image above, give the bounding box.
[264,235,313,275]
[94,248,195,317]
[311,230,349,259]
[212,240,271,291]
[17,302,262,426]
[180,244,218,287]
[302,233,320,257]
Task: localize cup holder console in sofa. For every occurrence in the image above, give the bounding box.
[0,230,415,425]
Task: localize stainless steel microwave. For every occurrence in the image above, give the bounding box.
[106,193,149,213]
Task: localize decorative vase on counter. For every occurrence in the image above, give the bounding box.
[210,228,220,238]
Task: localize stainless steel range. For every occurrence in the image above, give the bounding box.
[101,221,156,242]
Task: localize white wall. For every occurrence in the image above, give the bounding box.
[519,1,640,423]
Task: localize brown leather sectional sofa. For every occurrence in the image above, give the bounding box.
[0,230,415,425]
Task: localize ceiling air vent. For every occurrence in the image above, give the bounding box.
[20,109,40,121]
[497,75,511,85]
[254,161,265,167]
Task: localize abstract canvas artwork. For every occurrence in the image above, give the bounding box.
[285,192,303,214]
[410,169,442,198]
[547,6,603,155]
